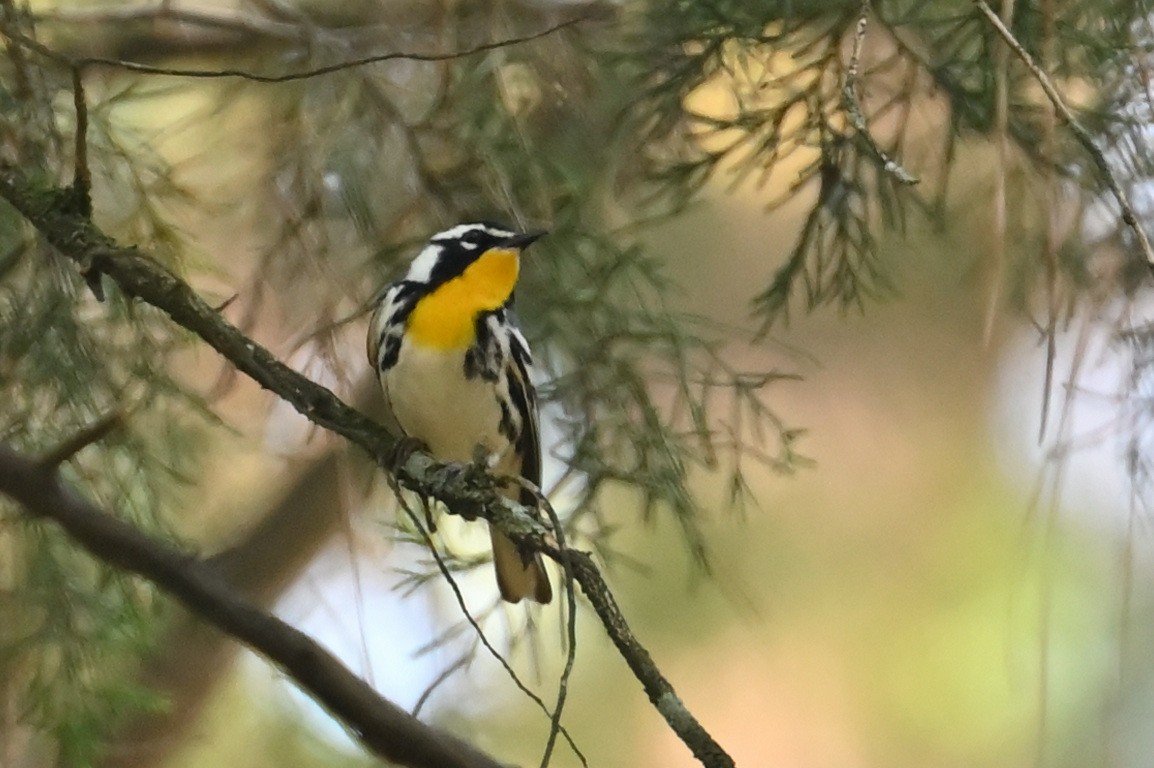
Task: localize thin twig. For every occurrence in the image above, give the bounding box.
[70,66,91,216]
[388,473,587,766]
[537,543,734,768]
[842,0,919,186]
[500,472,580,768]
[974,0,1154,269]
[1,16,588,84]
[1038,0,1060,442]
[37,410,124,468]
[535,491,578,768]
[411,655,470,717]
[983,0,1014,345]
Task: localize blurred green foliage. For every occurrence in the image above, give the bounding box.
[1,0,1153,766]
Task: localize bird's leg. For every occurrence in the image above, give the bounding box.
[388,435,429,474]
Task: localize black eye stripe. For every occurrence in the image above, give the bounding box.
[422,223,520,286]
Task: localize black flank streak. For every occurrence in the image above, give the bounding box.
[463,345,481,380]
[498,396,518,444]
[394,281,422,305]
[375,283,421,372]
[379,335,401,371]
[491,338,504,371]
[464,312,501,382]
[510,335,532,369]
[506,373,531,451]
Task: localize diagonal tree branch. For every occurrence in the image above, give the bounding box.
[0,445,508,768]
[973,0,1154,270]
[0,164,735,768]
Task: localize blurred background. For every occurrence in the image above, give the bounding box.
[3,2,1154,768]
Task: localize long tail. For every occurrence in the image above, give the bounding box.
[489,525,552,604]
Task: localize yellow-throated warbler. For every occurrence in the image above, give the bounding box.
[367,222,552,604]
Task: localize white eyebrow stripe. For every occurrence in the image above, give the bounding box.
[430,223,514,241]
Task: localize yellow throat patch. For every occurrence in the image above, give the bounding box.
[406,248,520,350]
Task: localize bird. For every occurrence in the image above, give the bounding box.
[366,222,552,604]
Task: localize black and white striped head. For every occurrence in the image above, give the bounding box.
[404,222,545,288]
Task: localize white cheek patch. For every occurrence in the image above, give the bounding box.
[405,243,442,283]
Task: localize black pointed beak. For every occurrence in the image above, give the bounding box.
[501,230,547,249]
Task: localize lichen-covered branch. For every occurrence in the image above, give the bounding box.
[0,164,735,768]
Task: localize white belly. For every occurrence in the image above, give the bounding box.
[383,342,508,463]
